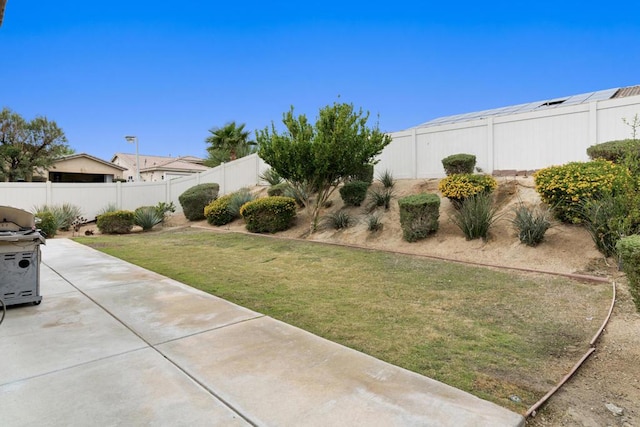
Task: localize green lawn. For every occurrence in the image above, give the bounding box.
[74,228,611,413]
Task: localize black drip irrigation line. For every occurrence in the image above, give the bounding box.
[525,281,617,418]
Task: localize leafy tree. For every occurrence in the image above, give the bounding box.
[257,102,392,232]
[205,121,256,166]
[0,108,70,182]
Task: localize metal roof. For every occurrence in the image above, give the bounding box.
[413,86,635,129]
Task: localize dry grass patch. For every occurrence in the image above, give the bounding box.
[75,228,611,413]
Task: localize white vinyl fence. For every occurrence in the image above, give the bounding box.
[2,93,640,219]
[375,94,640,179]
[0,154,269,220]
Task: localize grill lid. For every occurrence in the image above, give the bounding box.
[0,206,36,230]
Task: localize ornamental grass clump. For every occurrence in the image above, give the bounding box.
[451,192,499,241]
[134,206,164,231]
[534,160,633,224]
[438,174,497,209]
[580,193,640,257]
[511,203,552,247]
[324,211,355,230]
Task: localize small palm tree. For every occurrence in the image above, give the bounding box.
[205,122,256,162]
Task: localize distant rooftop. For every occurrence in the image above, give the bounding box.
[413,85,640,129]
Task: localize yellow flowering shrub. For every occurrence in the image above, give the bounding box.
[534,160,633,223]
[438,174,497,208]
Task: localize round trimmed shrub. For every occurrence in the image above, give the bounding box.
[350,163,375,184]
[35,211,57,238]
[339,180,369,206]
[442,153,477,175]
[240,196,297,233]
[438,174,497,208]
[178,183,220,221]
[534,160,633,223]
[97,210,134,234]
[204,194,235,226]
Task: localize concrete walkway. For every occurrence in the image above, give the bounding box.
[1,239,525,426]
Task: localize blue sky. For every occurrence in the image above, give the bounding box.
[2,1,639,161]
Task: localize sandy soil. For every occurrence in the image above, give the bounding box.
[65,176,640,426]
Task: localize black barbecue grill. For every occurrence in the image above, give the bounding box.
[0,206,46,307]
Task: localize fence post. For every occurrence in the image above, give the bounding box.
[412,128,418,179]
[487,117,495,174]
[116,181,122,209]
[589,101,598,145]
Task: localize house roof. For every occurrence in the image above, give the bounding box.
[55,153,127,171]
[412,85,640,129]
[111,153,208,173]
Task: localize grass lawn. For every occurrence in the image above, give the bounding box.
[74,228,611,413]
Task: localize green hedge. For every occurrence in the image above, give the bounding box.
[534,160,633,223]
[616,235,640,312]
[240,196,297,233]
[178,183,220,221]
[586,139,640,163]
[97,210,134,234]
[398,193,440,242]
[442,153,476,175]
[339,181,370,206]
[204,194,235,226]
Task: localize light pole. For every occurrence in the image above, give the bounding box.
[124,135,141,182]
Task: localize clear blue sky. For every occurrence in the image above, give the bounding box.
[2,1,639,161]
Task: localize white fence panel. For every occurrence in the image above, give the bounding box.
[49,183,120,220]
[0,183,48,211]
[493,106,590,170]
[596,97,640,142]
[416,124,488,178]
[375,131,415,179]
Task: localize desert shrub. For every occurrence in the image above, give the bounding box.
[616,235,640,311]
[586,139,640,163]
[260,168,283,185]
[227,188,257,217]
[450,192,499,241]
[340,181,369,207]
[442,153,477,176]
[534,160,633,223]
[367,214,383,232]
[350,163,375,184]
[33,203,83,231]
[154,201,175,220]
[134,206,164,231]
[511,203,552,247]
[240,196,297,233]
[96,210,134,234]
[398,193,440,242]
[178,183,220,221]
[580,193,640,257]
[34,211,57,238]
[368,187,394,211]
[324,211,355,229]
[377,169,395,189]
[204,193,235,226]
[268,182,289,197]
[438,174,497,208]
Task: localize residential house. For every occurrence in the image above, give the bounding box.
[111,153,209,182]
[35,153,127,183]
